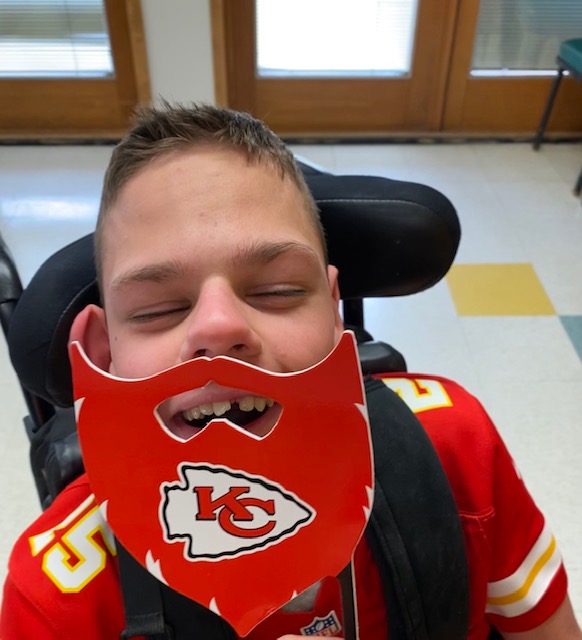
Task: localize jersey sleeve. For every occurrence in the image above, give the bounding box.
[483,411,568,633]
[0,475,131,640]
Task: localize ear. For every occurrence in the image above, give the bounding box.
[69,304,112,372]
[327,264,345,335]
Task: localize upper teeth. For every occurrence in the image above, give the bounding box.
[182,396,274,422]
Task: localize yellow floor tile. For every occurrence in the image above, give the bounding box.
[446,263,556,316]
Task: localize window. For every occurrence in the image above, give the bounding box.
[472,0,582,76]
[0,0,114,78]
[256,0,419,78]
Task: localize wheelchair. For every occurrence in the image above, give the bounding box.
[1,161,468,639]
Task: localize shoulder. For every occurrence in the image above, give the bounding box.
[12,473,107,563]
[4,474,124,637]
[374,372,496,444]
[372,372,506,511]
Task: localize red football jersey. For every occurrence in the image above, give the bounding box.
[0,374,567,639]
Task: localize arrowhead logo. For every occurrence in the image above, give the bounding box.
[160,463,316,561]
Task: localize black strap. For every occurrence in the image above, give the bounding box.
[118,540,237,640]
[338,563,358,640]
[364,376,470,640]
[118,541,173,639]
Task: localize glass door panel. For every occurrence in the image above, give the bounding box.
[256,0,418,77]
[0,0,114,78]
[472,0,582,75]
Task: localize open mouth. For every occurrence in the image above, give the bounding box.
[157,385,282,441]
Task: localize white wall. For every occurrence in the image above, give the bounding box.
[140,0,215,105]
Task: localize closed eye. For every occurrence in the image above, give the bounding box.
[248,287,308,310]
[130,306,190,323]
[252,288,306,298]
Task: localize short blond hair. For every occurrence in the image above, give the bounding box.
[95,102,326,284]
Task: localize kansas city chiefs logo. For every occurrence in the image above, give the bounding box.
[160,463,316,561]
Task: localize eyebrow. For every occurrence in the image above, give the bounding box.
[235,240,322,267]
[110,241,322,293]
[111,260,186,292]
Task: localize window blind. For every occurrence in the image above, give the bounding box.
[472,0,582,75]
[256,0,419,78]
[0,0,113,78]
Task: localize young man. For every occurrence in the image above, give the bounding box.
[1,103,581,639]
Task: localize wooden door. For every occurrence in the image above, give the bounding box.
[212,0,459,135]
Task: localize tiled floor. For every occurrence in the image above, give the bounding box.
[1,141,582,622]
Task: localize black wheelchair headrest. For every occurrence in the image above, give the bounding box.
[8,171,460,408]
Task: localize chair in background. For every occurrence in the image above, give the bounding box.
[533,37,582,151]
[533,38,582,199]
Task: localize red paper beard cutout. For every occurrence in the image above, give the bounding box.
[70,332,374,637]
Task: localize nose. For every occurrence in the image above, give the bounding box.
[179,280,262,362]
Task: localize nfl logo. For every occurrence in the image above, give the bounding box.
[300,610,342,637]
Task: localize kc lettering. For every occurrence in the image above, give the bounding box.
[194,486,276,538]
[160,463,315,561]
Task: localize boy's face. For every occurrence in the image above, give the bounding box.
[77,146,344,437]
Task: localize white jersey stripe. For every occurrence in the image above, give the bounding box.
[486,522,562,618]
